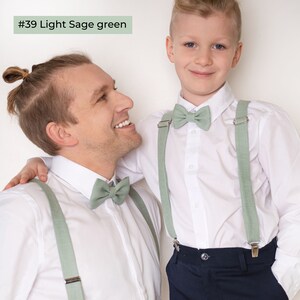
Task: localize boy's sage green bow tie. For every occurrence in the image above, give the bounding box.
[172,104,211,130]
[90,177,130,209]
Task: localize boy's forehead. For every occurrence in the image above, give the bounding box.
[171,12,238,40]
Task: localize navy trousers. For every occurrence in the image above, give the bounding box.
[166,238,288,300]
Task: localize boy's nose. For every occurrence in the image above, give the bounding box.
[194,49,213,66]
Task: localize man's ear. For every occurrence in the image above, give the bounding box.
[231,42,243,68]
[46,122,78,147]
[166,36,175,63]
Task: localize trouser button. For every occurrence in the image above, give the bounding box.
[201,253,210,261]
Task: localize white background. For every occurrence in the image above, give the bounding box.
[0,1,300,299]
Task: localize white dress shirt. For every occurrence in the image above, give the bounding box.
[0,156,161,300]
[117,83,300,299]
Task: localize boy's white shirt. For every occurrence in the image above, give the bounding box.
[44,83,300,299]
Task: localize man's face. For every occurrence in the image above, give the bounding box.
[166,12,242,105]
[59,63,141,164]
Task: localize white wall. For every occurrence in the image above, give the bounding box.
[0,1,300,299]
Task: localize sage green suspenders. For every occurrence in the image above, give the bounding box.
[129,187,160,256]
[157,100,260,257]
[32,178,159,300]
[32,178,84,300]
[234,100,260,256]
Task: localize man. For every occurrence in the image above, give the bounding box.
[0,54,161,299]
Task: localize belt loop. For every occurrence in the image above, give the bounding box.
[238,252,248,272]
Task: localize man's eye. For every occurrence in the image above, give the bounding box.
[184,42,196,48]
[97,95,106,102]
[212,44,226,50]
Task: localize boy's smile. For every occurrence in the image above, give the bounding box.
[166,11,242,106]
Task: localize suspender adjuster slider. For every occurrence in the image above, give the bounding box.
[233,116,249,126]
[250,242,259,258]
[158,119,172,128]
[65,276,81,285]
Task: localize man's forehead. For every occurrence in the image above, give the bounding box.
[55,63,113,91]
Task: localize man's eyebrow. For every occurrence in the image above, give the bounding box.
[91,79,116,100]
[92,79,116,98]
[91,87,105,99]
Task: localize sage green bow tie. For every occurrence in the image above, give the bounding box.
[172,104,211,130]
[90,177,130,209]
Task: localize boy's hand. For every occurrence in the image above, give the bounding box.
[4,158,48,190]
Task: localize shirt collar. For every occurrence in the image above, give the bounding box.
[50,156,117,199]
[177,82,236,123]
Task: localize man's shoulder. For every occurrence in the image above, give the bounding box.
[0,180,49,226]
[0,181,44,204]
[0,175,64,214]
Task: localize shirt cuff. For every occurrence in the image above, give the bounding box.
[272,247,300,299]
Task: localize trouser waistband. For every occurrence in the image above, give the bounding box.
[173,238,277,269]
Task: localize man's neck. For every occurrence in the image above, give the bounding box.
[59,151,117,181]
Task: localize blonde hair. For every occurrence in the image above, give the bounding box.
[2,53,92,155]
[170,0,242,41]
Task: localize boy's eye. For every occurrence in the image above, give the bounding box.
[212,44,226,50]
[184,42,196,48]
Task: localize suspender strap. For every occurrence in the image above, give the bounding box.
[31,178,85,300]
[129,187,160,257]
[157,102,260,257]
[234,100,260,257]
[157,112,177,240]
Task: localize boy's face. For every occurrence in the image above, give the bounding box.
[166,12,242,105]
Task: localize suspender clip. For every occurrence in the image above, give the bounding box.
[250,242,259,258]
[173,239,180,252]
[158,119,172,128]
[65,276,81,285]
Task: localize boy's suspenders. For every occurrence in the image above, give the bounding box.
[157,100,260,257]
[31,178,160,300]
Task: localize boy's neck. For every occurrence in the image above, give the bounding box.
[181,82,225,106]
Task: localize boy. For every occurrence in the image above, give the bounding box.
[7,1,300,299]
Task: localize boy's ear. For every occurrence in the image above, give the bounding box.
[166,36,175,63]
[46,122,78,147]
[231,42,243,68]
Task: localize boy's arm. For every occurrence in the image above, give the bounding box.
[117,148,144,184]
[258,109,300,299]
[0,191,39,297]
[4,157,51,190]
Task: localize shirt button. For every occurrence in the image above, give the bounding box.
[201,253,210,261]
